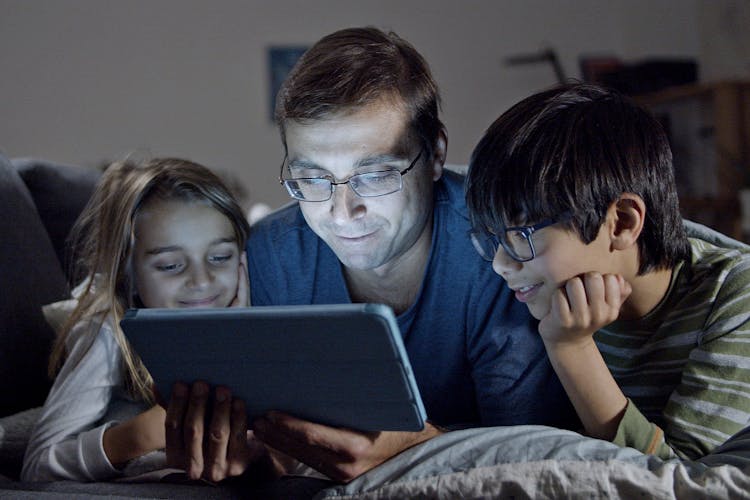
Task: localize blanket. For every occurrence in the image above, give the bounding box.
[317,425,750,499]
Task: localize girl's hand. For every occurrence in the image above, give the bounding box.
[539,272,631,346]
[230,252,250,307]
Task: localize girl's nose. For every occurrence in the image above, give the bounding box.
[187,264,212,289]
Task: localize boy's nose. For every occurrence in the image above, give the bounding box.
[492,247,522,277]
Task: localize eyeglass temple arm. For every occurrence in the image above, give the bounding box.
[278,154,288,185]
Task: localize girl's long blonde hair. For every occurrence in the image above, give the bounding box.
[49,157,251,404]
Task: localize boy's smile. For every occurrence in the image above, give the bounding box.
[493,222,616,320]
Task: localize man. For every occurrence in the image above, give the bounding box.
[165,26,576,484]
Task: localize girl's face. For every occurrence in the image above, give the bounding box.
[132,199,242,309]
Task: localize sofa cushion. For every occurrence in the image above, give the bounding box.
[0,153,70,417]
[0,407,42,479]
[11,158,101,276]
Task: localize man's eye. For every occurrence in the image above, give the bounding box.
[292,169,330,180]
[360,170,399,184]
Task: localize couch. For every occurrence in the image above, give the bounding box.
[0,153,334,498]
[3,152,750,499]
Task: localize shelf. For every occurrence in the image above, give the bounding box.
[635,80,750,240]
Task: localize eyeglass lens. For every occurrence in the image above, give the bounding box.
[501,230,534,261]
[470,232,498,262]
[284,171,403,201]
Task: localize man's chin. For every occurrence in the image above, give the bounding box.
[334,250,385,271]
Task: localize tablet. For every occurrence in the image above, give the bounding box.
[120,303,426,432]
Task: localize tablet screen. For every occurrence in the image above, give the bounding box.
[120,303,426,431]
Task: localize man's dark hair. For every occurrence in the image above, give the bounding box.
[465,83,690,274]
[275,26,444,160]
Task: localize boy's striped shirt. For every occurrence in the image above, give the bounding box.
[597,236,750,460]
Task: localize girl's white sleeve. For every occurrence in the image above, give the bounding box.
[21,318,125,481]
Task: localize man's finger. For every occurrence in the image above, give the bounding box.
[165,382,189,468]
[226,399,252,477]
[183,381,209,479]
[253,413,344,476]
[204,386,232,481]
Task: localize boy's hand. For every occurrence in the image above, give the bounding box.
[539,272,631,345]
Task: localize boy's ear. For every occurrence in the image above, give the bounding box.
[609,193,645,251]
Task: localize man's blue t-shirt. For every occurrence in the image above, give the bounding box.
[247,170,576,428]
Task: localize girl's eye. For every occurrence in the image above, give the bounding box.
[209,254,233,264]
[155,262,184,273]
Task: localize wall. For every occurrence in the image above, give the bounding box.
[0,0,712,209]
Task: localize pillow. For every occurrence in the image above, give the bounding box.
[42,299,78,335]
[0,153,69,417]
[41,280,88,334]
[12,158,101,275]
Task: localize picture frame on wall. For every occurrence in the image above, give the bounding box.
[267,46,308,121]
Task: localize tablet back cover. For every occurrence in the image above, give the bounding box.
[120,304,426,431]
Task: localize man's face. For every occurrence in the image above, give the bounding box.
[283,100,442,273]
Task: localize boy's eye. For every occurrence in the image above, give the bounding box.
[507,230,528,243]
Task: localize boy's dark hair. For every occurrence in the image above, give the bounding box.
[465,83,690,274]
[275,26,444,161]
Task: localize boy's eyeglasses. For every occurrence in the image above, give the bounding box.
[470,211,573,263]
[279,149,423,202]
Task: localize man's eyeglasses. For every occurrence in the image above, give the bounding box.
[279,149,423,202]
[470,212,573,263]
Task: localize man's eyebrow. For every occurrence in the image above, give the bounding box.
[356,153,406,167]
[287,158,321,170]
[288,153,407,171]
[145,237,237,255]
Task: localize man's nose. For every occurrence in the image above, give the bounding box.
[329,182,365,222]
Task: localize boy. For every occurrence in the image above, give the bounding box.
[465,83,750,461]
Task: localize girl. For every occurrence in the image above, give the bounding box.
[22,157,251,481]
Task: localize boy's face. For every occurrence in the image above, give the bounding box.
[491,221,614,320]
[132,199,241,309]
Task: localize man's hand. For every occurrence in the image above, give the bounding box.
[165,381,264,481]
[253,411,442,482]
[538,272,631,345]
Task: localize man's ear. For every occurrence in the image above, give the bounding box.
[430,128,447,181]
[610,193,645,250]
